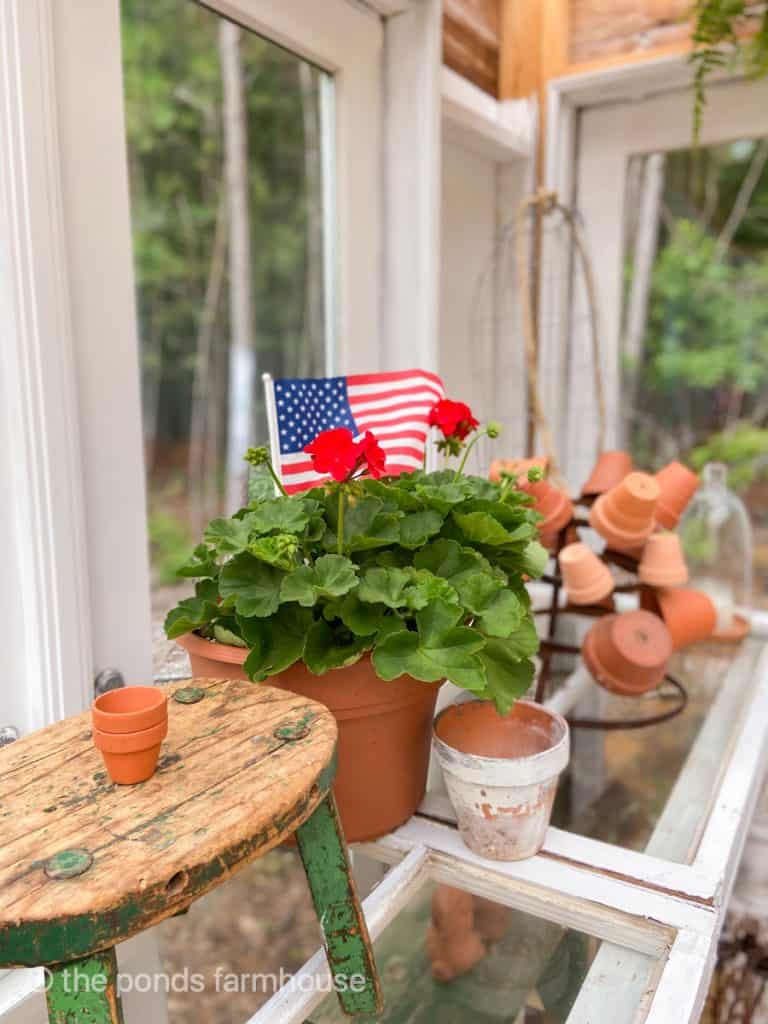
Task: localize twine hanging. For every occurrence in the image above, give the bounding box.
[515,188,606,488]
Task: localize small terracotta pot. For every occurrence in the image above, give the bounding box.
[655,461,699,530]
[558,542,614,605]
[489,456,548,484]
[520,477,573,548]
[427,923,487,982]
[178,634,441,842]
[93,720,167,785]
[657,587,717,650]
[588,471,659,552]
[582,610,672,696]
[92,686,167,734]
[433,700,569,861]
[581,450,634,496]
[473,896,509,942]
[638,533,689,588]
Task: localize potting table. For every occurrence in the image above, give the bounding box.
[0,678,381,1022]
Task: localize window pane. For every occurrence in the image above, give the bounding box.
[620,140,768,607]
[121,0,332,664]
[307,881,657,1023]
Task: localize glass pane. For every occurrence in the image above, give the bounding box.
[120,0,332,678]
[550,636,763,859]
[620,141,768,608]
[307,881,658,1023]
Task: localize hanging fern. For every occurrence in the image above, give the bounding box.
[690,1,768,140]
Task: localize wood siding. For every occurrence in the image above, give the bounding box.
[569,0,690,65]
[443,0,500,95]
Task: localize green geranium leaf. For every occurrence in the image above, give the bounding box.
[402,570,461,611]
[504,617,540,659]
[176,544,218,579]
[248,533,299,570]
[334,594,393,636]
[361,478,422,511]
[477,589,525,638]
[204,518,252,555]
[164,595,219,640]
[304,619,370,674]
[213,623,247,648]
[479,642,536,715]
[416,482,469,513]
[413,539,494,607]
[357,567,411,608]
[239,605,312,680]
[219,553,284,618]
[452,511,533,547]
[249,497,310,536]
[457,573,504,615]
[398,510,445,548]
[521,540,549,579]
[373,599,485,689]
[247,466,277,504]
[280,554,359,607]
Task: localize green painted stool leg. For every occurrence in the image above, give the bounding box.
[45,948,123,1024]
[296,793,383,1017]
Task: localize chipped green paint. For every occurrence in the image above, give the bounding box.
[44,850,93,881]
[274,710,318,742]
[46,949,123,1023]
[0,746,338,967]
[295,794,382,1017]
[173,687,205,705]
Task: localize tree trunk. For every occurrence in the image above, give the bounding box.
[219,20,254,514]
[622,153,665,427]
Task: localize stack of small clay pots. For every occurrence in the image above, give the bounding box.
[92,686,168,784]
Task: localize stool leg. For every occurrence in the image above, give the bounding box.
[45,948,123,1023]
[295,792,383,1017]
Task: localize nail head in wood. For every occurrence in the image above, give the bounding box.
[44,849,93,880]
[173,686,205,705]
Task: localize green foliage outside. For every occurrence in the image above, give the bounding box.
[626,143,768,493]
[164,466,546,714]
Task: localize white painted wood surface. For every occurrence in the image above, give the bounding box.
[441,66,533,161]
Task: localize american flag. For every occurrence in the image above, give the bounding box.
[271,369,445,494]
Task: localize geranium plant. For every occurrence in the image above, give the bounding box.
[165,405,545,713]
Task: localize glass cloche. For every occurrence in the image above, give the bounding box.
[679,462,753,633]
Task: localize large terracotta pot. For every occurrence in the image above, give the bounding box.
[178,632,441,842]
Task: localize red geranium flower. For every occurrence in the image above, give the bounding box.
[428,399,479,441]
[304,427,387,482]
[357,431,387,479]
[304,428,359,482]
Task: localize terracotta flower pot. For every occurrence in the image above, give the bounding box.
[178,633,441,842]
[558,542,614,605]
[427,922,487,982]
[588,471,659,552]
[638,533,689,588]
[433,700,569,861]
[488,456,548,484]
[657,587,717,650]
[92,686,167,734]
[655,461,699,530]
[92,720,167,785]
[519,477,574,548]
[581,450,634,497]
[582,610,672,696]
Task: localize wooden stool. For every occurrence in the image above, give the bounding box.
[0,678,382,1021]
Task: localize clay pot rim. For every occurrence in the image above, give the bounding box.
[93,720,167,754]
[177,632,442,715]
[92,686,167,732]
[589,494,656,547]
[638,565,689,587]
[432,699,570,787]
[711,612,751,643]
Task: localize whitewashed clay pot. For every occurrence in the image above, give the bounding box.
[433,700,570,861]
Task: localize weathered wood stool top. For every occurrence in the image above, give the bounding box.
[0,678,338,968]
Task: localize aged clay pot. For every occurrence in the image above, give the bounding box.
[581,450,634,497]
[92,686,167,734]
[637,533,689,588]
[178,633,441,842]
[582,610,672,696]
[489,456,548,484]
[589,471,659,552]
[558,542,614,605]
[657,587,717,650]
[427,922,487,982]
[519,477,574,548]
[655,461,699,530]
[92,719,167,785]
[433,700,569,861]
